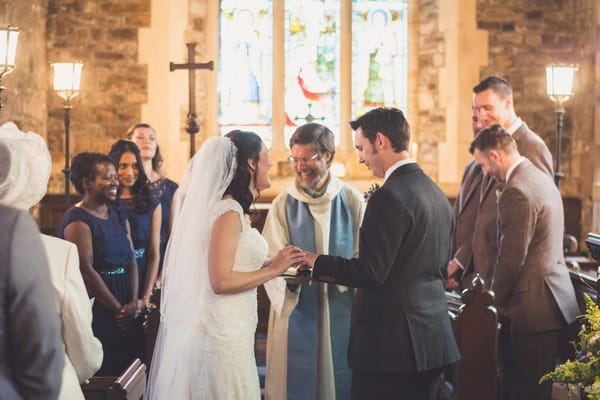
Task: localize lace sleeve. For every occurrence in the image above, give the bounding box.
[210,199,247,230]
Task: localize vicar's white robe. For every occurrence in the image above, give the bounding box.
[41,234,103,400]
[263,175,364,400]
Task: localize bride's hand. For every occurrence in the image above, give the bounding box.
[268,246,304,275]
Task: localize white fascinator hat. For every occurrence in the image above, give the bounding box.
[0,121,52,209]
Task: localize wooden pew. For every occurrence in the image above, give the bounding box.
[81,359,146,400]
[443,274,499,400]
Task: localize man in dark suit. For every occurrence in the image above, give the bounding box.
[302,107,460,400]
[464,76,554,287]
[470,125,579,400]
[446,107,483,290]
[0,204,64,399]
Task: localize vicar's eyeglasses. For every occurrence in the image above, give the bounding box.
[287,153,320,166]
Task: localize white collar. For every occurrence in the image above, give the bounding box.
[384,158,416,183]
[287,173,344,205]
[506,117,522,135]
[505,156,525,183]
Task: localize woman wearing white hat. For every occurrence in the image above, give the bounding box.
[0,121,103,400]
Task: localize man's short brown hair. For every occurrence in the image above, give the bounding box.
[469,124,517,154]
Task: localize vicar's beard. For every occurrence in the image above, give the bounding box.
[297,169,330,198]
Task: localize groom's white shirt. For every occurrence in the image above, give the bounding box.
[384,158,416,183]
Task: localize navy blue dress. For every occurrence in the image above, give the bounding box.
[149,178,178,270]
[58,205,136,376]
[119,196,160,297]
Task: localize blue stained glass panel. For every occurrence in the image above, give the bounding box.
[218,0,273,146]
[351,0,408,118]
[284,0,341,147]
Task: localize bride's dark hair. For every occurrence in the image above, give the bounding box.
[224,130,263,214]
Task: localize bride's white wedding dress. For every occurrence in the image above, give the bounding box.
[148,198,267,400]
[198,199,267,399]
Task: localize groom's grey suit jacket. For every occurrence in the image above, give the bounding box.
[312,163,460,374]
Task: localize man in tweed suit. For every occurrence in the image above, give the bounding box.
[446,107,483,289]
[464,76,553,287]
[470,125,579,400]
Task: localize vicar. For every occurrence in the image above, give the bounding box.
[470,125,579,399]
[303,108,460,400]
[262,123,364,400]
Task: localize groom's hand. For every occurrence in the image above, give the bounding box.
[302,251,318,268]
[284,265,312,285]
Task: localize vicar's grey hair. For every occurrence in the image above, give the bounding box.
[289,123,336,166]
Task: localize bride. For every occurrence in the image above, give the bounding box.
[147,131,303,399]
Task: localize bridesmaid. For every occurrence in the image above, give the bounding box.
[58,152,138,375]
[108,140,161,310]
[127,123,178,282]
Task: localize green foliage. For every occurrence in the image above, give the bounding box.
[540,295,600,399]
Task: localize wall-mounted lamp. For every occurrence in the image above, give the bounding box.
[52,61,83,207]
[546,64,577,189]
[0,26,20,112]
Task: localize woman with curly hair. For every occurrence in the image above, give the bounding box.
[58,152,139,375]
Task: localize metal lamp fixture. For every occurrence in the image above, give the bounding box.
[0,26,20,112]
[52,61,83,207]
[545,64,577,188]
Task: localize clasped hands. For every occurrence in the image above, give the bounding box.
[115,302,138,330]
[271,246,319,285]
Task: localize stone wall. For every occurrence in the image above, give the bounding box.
[46,0,151,193]
[477,0,578,192]
[416,0,446,180]
[0,0,48,135]
[476,0,593,241]
[571,0,597,238]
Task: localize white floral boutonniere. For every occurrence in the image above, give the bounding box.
[495,183,505,200]
[363,183,381,203]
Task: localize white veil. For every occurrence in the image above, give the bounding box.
[147,136,237,399]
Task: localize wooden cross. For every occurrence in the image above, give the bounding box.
[170,43,214,158]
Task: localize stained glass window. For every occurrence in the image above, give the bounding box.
[218,0,273,145]
[283,0,341,146]
[217,0,408,150]
[351,1,408,118]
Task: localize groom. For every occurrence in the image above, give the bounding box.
[303,107,460,400]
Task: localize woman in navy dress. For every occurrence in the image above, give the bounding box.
[127,124,178,282]
[108,140,161,309]
[58,152,139,376]
[109,140,161,363]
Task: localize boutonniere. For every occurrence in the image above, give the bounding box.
[495,183,505,200]
[363,183,381,203]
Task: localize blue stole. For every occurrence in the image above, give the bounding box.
[284,189,354,400]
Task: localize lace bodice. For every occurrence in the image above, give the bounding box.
[211,199,268,272]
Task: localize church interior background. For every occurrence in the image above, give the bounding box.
[1,0,599,248]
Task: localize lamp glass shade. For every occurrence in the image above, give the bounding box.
[546,65,576,97]
[52,62,83,100]
[0,27,19,74]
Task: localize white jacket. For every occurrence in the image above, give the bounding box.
[41,234,103,400]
